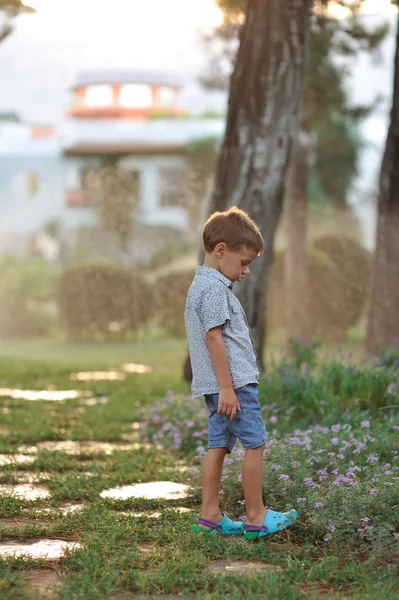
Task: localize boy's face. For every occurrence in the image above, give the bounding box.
[215,244,258,284]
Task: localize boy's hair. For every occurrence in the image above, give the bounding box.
[203,206,264,255]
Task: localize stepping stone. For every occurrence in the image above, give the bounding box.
[80,395,109,406]
[0,538,80,559]
[0,483,50,500]
[0,518,48,531]
[0,388,92,401]
[114,507,193,518]
[70,371,126,381]
[138,543,155,554]
[12,471,51,483]
[122,363,152,374]
[100,481,190,500]
[0,454,36,466]
[24,568,64,599]
[35,440,147,454]
[207,559,283,576]
[111,596,183,600]
[30,503,85,516]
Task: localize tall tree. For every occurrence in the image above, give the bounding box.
[206,0,312,373]
[0,1,34,43]
[200,0,387,350]
[366,7,399,355]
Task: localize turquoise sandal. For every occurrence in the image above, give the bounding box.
[192,513,245,535]
[244,509,299,540]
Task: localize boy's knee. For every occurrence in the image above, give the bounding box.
[246,443,266,453]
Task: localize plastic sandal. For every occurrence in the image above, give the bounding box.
[192,513,245,535]
[244,509,299,540]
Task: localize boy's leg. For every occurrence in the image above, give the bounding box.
[242,444,267,525]
[201,447,228,525]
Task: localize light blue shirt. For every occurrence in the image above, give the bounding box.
[184,266,259,398]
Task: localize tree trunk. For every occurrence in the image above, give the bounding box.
[210,0,312,373]
[366,13,399,356]
[285,133,313,347]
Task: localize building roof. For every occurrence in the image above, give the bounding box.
[60,117,225,154]
[71,70,184,90]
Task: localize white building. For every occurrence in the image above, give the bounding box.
[0,70,224,260]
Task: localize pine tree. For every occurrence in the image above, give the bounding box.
[366,5,399,355]
[0,1,35,43]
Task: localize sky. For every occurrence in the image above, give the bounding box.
[0,0,225,124]
[0,0,396,125]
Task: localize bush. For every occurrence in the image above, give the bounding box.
[153,270,194,337]
[59,262,153,340]
[267,234,370,341]
[311,234,370,339]
[0,257,58,338]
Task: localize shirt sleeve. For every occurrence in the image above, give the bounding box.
[198,285,231,333]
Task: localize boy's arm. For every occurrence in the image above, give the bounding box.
[207,326,241,421]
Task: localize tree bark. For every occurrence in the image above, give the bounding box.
[285,132,313,347]
[210,0,312,373]
[366,12,399,356]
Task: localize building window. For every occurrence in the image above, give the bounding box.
[85,84,113,107]
[119,84,152,108]
[156,86,176,109]
[27,171,40,196]
[159,169,188,207]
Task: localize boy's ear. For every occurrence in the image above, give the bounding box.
[214,242,227,257]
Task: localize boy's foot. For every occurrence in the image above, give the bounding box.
[192,513,245,535]
[245,508,268,527]
[244,509,299,539]
[199,512,224,530]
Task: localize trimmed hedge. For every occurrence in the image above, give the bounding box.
[0,257,57,338]
[153,271,194,337]
[267,234,370,341]
[59,262,153,340]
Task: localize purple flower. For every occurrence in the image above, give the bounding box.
[329,525,336,533]
[278,474,290,481]
[331,438,340,446]
[367,453,378,463]
[361,420,370,428]
[331,424,341,432]
[269,416,278,424]
[297,497,307,503]
[361,517,371,523]
[369,488,379,495]
[237,473,243,482]
[314,502,324,509]
[237,499,246,505]
[393,532,399,538]
[323,537,331,542]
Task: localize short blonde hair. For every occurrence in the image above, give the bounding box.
[203,206,264,255]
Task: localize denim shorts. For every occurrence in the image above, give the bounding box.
[204,383,268,453]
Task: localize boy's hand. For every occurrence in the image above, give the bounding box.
[218,388,241,421]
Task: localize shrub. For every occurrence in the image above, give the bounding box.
[0,257,58,338]
[59,262,153,340]
[153,270,194,337]
[267,234,370,341]
[311,234,370,339]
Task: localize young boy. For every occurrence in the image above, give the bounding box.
[184,207,298,539]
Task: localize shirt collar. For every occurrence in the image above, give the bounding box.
[196,266,233,290]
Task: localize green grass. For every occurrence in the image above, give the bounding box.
[0,337,397,600]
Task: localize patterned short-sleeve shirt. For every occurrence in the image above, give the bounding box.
[184,266,259,398]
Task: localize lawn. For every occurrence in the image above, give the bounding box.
[0,337,398,600]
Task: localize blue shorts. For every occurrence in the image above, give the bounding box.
[204,383,268,453]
